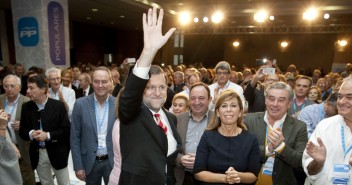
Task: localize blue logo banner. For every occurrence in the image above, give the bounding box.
[18,17,39,47]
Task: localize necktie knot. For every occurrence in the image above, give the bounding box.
[154,113,167,134]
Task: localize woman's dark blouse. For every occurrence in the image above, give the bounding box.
[194,129,261,185]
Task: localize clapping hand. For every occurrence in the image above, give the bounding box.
[306,137,326,164]
[268,127,285,153]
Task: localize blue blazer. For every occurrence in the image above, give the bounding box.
[70,94,115,175]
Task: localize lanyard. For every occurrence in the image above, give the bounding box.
[5,99,18,117]
[293,98,306,113]
[341,125,352,158]
[94,101,108,132]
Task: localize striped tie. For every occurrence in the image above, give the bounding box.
[154,113,167,134]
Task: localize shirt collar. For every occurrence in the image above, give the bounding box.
[36,96,49,110]
[6,94,20,105]
[264,111,287,129]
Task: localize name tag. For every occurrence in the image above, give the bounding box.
[98,134,106,148]
[332,164,350,185]
[262,157,275,176]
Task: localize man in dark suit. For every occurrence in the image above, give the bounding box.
[175,82,213,185]
[111,68,124,97]
[71,66,115,185]
[244,82,308,185]
[0,74,35,185]
[14,63,28,96]
[75,73,93,99]
[19,74,70,185]
[118,7,181,185]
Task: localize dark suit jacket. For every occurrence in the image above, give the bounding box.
[112,83,124,97]
[244,112,308,185]
[244,81,266,113]
[174,111,214,185]
[119,73,182,185]
[75,86,94,99]
[19,98,70,170]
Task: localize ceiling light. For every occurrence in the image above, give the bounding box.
[254,10,268,23]
[303,7,318,21]
[211,11,224,24]
[269,16,275,21]
[179,12,191,25]
[324,13,330,19]
[233,41,240,47]
[178,3,184,6]
[194,17,199,23]
[281,41,288,48]
[91,8,99,12]
[120,15,125,18]
[203,17,209,23]
[338,40,348,47]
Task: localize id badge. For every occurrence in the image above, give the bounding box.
[262,157,275,176]
[331,164,350,185]
[98,134,106,148]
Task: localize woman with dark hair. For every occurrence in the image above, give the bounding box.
[194,89,260,185]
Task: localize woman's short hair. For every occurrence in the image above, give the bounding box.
[172,93,190,110]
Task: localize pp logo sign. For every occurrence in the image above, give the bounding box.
[18,17,39,47]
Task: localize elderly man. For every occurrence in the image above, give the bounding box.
[19,74,70,185]
[118,8,181,185]
[0,74,35,185]
[303,77,352,185]
[208,61,245,111]
[175,83,213,185]
[173,71,186,93]
[46,67,76,119]
[244,82,308,185]
[298,92,338,138]
[76,73,94,99]
[111,68,124,97]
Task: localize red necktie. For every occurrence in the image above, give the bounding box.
[154,113,167,134]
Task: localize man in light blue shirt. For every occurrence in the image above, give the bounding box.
[297,92,338,138]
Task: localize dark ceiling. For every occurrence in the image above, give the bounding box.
[1,0,352,31]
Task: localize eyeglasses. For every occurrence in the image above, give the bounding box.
[216,71,230,76]
[49,77,61,82]
[146,85,167,92]
[4,84,17,90]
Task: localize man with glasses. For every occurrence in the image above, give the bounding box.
[175,83,213,185]
[71,66,115,184]
[244,82,308,185]
[118,8,181,185]
[208,61,245,110]
[45,67,76,120]
[244,68,280,113]
[0,74,35,185]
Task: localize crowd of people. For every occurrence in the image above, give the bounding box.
[1,7,352,185]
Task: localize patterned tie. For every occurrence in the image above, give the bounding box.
[154,113,167,134]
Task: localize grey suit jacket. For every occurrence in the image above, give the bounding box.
[174,110,214,185]
[71,94,116,175]
[0,94,30,163]
[244,112,308,185]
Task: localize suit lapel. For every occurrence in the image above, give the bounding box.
[107,96,115,131]
[15,95,23,120]
[141,105,168,155]
[282,116,294,142]
[87,95,98,135]
[179,113,190,152]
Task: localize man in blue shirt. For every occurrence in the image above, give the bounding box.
[298,92,338,138]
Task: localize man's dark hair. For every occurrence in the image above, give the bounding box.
[28,74,49,91]
[326,92,338,107]
[150,65,167,82]
[189,82,211,100]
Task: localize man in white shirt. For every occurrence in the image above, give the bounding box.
[208,61,245,110]
[303,77,352,185]
[46,67,76,119]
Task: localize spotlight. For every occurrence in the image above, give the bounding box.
[324,13,330,19]
[233,41,240,47]
[281,41,288,48]
[194,17,199,23]
[254,10,268,23]
[269,16,275,21]
[179,12,191,25]
[211,11,224,24]
[338,40,347,47]
[203,17,209,23]
[303,7,318,21]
